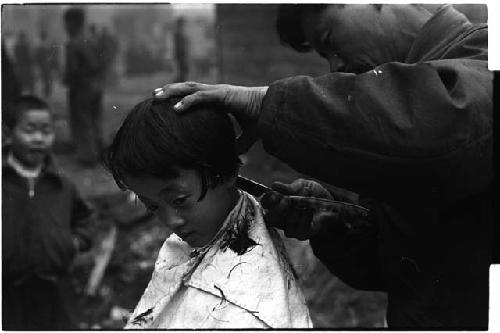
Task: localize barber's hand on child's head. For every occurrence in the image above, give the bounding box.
[261,179,336,240]
[153,82,268,154]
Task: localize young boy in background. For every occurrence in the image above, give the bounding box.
[2,95,95,329]
[104,97,312,328]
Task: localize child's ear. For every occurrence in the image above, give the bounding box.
[222,173,238,189]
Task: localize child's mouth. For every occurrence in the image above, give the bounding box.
[29,148,46,155]
[27,149,47,161]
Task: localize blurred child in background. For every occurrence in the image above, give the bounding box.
[2,95,95,329]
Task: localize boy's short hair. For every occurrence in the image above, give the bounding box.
[2,95,51,130]
[103,98,241,200]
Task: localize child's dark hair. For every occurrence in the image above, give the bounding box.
[2,95,51,130]
[103,98,241,201]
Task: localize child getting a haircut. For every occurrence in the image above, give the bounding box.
[104,97,312,329]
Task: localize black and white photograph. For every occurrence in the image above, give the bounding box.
[1,2,494,330]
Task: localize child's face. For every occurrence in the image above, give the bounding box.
[9,109,55,168]
[124,170,236,248]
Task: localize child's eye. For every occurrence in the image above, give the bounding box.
[41,126,54,135]
[172,196,189,207]
[21,126,36,134]
[138,196,159,212]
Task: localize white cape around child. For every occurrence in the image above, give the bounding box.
[125,190,313,329]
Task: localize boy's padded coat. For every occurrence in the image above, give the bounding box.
[2,152,94,281]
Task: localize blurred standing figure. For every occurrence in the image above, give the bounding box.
[98,27,119,87]
[2,41,22,111]
[174,17,189,81]
[2,42,22,146]
[63,8,103,166]
[89,23,98,40]
[88,23,106,133]
[35,30,59,98]
[14,31,35,94]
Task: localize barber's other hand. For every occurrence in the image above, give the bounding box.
[154,82,268,154]
[261,179,339,240]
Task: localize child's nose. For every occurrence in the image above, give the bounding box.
[161,207,185,229]
[31,131,45,142]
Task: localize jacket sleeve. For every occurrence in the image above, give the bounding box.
[259,59,492,208]
[70,184,95,252]
[309,195,386,291]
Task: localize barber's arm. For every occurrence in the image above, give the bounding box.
[154,60,491,207]
[309,210,385,292]
[259,60,492,206]
[262,178,386,291]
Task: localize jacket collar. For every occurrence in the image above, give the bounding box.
[2,147,64,185]
[406,5,481,63]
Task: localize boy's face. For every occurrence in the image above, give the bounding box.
[124,170,236,248]
[9,109,55,168]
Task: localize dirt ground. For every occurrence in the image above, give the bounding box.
[47,70,387,329]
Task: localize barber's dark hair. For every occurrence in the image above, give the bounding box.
[276,4,327,52]
[103,97,241,201]
[276,4,383,52]
[2,95,51,130]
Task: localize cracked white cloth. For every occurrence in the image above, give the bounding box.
[125,191,313,329]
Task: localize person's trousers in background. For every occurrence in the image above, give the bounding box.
[68,86,103,166]
[175,58,188,82]
[39,69,53,98]
[2,275,74,330]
